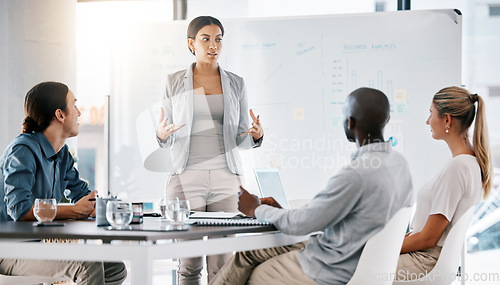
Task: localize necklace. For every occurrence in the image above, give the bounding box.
[193,74,221,90]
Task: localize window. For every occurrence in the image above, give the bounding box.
[489,5,500,16]
[477,221,500,251]
[375,2,386,12]
[76,1,173,193]
[489,86,500,98]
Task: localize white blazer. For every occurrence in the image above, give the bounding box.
[158,63,262,175]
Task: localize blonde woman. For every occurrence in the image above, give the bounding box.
[396,86,492,280]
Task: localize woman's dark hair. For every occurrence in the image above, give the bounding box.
[22,81,69,134]
[187,16,224,54]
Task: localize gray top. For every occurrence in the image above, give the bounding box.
[255,142,414,285]
[186,94,227,170]
[157,63,262,175]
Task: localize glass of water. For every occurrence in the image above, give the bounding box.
[159,197,167,219]
[161,198,190,230]
[33,198,57,223]
[106,201,133,229]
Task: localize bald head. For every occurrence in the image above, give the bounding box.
[344,88,390,142]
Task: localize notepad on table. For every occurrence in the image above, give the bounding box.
[189,218,272,226]
[189,211,246,219]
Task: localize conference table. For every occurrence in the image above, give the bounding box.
[0,217,309,284]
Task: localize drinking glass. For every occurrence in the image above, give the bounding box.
[159,197,167,219]
[106,201,133,229]
[161,198,190,230]
[33,198,57,223]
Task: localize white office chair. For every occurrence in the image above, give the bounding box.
[392,206,475,285]
[0,274,73,285]
[347,206,413,285]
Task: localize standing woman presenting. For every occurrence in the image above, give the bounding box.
[156,16,264,284]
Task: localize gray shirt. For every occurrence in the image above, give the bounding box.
[255,142,414,285]
[186,94,227,170]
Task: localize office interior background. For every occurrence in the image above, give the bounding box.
[0,0,499,284]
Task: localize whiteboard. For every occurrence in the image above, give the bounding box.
[110,9,461,202]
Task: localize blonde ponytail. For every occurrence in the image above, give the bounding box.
[472,95,492,197]
[433,87,492,197]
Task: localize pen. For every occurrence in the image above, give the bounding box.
[89,198,96,201]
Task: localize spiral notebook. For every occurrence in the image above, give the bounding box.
[190,218,272,226]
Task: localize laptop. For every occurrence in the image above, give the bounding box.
[254,168,290,209]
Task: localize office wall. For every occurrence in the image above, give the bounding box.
[109,10,461,201]
[0,0,77,151]
[184,0,375,18]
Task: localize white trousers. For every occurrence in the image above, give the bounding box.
[167,168,242,285]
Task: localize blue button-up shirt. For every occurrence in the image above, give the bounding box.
[0,132,90,221]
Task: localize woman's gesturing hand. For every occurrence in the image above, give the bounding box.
[156,108,185,141]
[241,109,263,141]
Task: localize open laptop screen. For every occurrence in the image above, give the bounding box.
[254,168,290,209]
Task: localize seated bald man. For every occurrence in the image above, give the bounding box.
[210,87,414,285]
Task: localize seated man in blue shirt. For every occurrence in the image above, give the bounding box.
[0,82,126,285]
[210,87,414,285]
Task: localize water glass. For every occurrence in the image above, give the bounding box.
[106,201,133,229]
[159,197,167,219]
[160,198,190,230]
[33,198,57,223]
